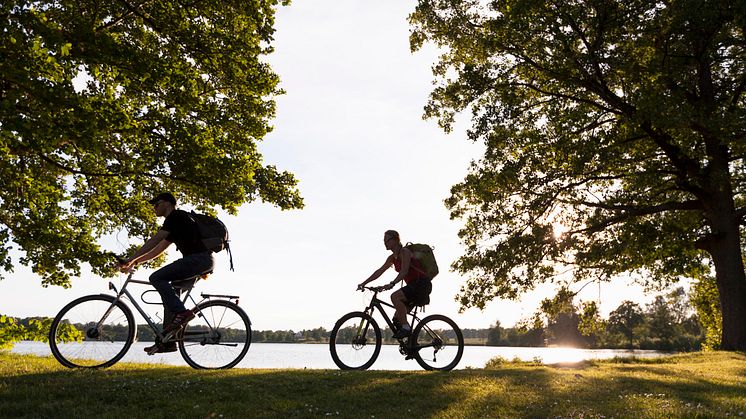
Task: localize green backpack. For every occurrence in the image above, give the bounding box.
[405,243,439,279]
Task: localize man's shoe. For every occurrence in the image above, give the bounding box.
[393,327,412,340]
[163,310,195,334]
[144,341,177,355]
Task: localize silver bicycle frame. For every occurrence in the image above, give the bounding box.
[98,272,207,341]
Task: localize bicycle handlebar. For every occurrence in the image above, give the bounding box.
[361,285,389,293]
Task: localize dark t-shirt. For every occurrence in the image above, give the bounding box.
[161,209,207,256]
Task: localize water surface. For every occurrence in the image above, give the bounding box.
[13,341,671,370]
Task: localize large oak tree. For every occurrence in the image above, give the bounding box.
[410,0,746,349]
[1,0,302,286]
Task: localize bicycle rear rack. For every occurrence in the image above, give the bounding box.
[201,292,240,300]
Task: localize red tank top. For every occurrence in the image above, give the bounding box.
[393,254,429,284]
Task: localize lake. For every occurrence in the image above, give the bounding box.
[12,341,671,370]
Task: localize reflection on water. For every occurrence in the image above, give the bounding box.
[12,341,672,371]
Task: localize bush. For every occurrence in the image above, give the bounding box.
[0,315,51,350]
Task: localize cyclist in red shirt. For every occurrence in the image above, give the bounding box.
[358,230,432,338]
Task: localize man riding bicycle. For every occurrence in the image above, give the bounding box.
[357,230,432,339]
[118,192,214,354]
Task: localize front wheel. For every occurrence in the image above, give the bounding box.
[179,300,252,369]
[329,311,381,370]
[49,294,136,368]
[411,314,464,371]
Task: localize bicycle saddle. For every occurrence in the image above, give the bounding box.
[407,295,430,310]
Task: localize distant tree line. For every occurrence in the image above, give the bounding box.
[3,285,716,350]
[485,287,710,351]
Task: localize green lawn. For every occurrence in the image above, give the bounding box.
[1,351,745,418]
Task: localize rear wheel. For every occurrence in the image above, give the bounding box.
[178,300,251,369]
[49,294,135,368]
[411,314,464,371]
[329,311,381,370]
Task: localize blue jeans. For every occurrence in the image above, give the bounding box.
[150,251,214,323]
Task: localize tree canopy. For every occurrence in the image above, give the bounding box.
[1,0,303,286]
[410,0,746,349]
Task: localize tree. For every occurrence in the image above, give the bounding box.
[514,314,546,347]
[1,0,302,286]
[608,301,644,348]
[690,274,723,349]
[645,295,678,341]
[487,319,502,345]
[538,287,587,347]
[578,300,606,347]
[410,0,746,349]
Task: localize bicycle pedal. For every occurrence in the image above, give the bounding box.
[146,345,161,356]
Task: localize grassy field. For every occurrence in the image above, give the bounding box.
[1,351,745,418]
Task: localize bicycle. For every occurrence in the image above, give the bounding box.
[329,285,464,371]
[48,260,251,369]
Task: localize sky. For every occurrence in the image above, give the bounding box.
[0,0,676,331]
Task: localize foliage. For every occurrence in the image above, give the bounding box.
[0,315,79,350]
[607,301,645,348]
[578,300,606,343]
[512,314,546,346]
[483,355,542,368]
[0,316,26,350]
[537,287,589,347]
[486,320,502,345]
[690,274,723,350]
[0,0,302,286]
[409,0,746,349]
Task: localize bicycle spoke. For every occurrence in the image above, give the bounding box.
[412,315,464,371]
[329,312,381,370]
[179,300,251,369]
[49,295,135,368]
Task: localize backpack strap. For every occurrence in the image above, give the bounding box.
[226,242,234,271]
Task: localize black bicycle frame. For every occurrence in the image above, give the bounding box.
[364,292,422,334]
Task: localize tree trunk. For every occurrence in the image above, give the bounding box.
[698,140,746,350]
[704,207,746,350]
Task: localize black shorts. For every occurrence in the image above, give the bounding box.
[402,278,432,307]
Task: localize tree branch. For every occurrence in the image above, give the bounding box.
[736,207,746,225]
[113,0,163,33]
[638,121,706,195]
[571,200,703,235]
[514,82,621,115]
[36,153,206,187]
[730,76,746,111]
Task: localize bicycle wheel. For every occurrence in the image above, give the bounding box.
[329,311,381,370]
[411,314,464,371]
[179,300,251,369]
[49,294,136,368]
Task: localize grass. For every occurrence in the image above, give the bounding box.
[1,351,745,418]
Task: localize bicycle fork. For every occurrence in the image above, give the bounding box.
[355,308,374,339]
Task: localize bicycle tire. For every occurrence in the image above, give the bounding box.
[178,300,252,369]
[329,311,381,370]
[411,314,464,371]
[49,294,136,369]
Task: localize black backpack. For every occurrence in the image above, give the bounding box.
[189,211,234,271]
